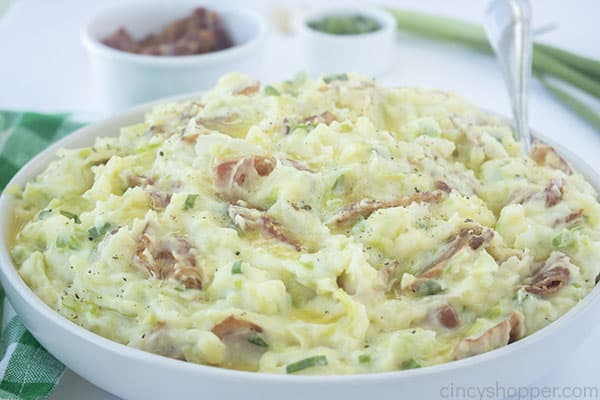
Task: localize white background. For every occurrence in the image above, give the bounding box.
[1,0,600,398]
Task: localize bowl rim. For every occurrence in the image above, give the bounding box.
[1,94,600,384]
[299,6,397,39]
[81,1,268,66]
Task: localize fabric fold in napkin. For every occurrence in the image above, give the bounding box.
[0,111,86,400]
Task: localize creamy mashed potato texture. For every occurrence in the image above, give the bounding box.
[9,73,600,374]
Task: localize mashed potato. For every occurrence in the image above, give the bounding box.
[9,72,600,374]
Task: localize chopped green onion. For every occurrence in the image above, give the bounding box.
[552,230,572,250]
[290,122,317,132]
[414,280,443,296]
[286,355,328,374]
[358,354,371,364]
[247,332,268,347]
[184,194,199,210]
[308,15,381,35]
[88,222,112,240]
[595,273,600,285]
[60,210,81,224]
[231,260,242,274]
[323,73,349,84]
[402,358,422,369]
[264,85,280,96]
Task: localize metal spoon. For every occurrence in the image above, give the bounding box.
[484,0,533,153]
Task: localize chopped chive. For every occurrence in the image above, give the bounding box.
[286,355,328,374]
[308,15,381,35]
[247,332,268,347]
[552,230,572,250]
[60,210,81,224]
[595,274,600,285]
[231,260,242,274]
[184,194,199,210]
[402,358,422,369]
[88,222,112,240]
[358,354,371,364]
[323,73,349,84]
[264,85,280,96]
[414,280,443,296]
[290,122,317,132]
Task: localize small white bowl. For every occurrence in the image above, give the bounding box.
[299,7,397,77]
[82,1,267,113]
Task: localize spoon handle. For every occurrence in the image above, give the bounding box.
[484,0,533,153]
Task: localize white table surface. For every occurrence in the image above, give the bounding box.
[1,0,600,399]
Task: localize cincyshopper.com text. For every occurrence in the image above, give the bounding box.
[440,381,599,399]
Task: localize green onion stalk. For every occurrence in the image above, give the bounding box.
[386,8,600,131]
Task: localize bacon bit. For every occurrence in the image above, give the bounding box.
[437,304,460,329]
[213,156,310,201]
[334,190,446,225]
[234,81,260,96]
[419,226,494,279]
[543,179,564,207]
[507,311,525,343]
[127,174,173,209]
[149,192,172,209]
[228,203,301,251]
[197,114,238,129]
[134,225,202,289]
[102,28,138,53]
[530,141,572,175]
[303,111,337,126]
[211,316,267,370]
[127,174,155,187]
[182,132,200,144]
[453,311,525,360]
[213,156,275,200]
[211,316,263,339]
[434,180,452,193]
[524,253,571,297]
[554,209,584,227]
[173,266,203,289]
[378,260,400,291]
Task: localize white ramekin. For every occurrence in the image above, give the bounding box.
[82,1,267,113]
[1,98,599,399]
[298,7,397,78]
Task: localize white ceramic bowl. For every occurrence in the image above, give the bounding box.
[1,99,599,400]
[82,1,267,113]
[299,7,397,77]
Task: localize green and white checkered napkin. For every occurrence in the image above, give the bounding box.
[0,111,86,399]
